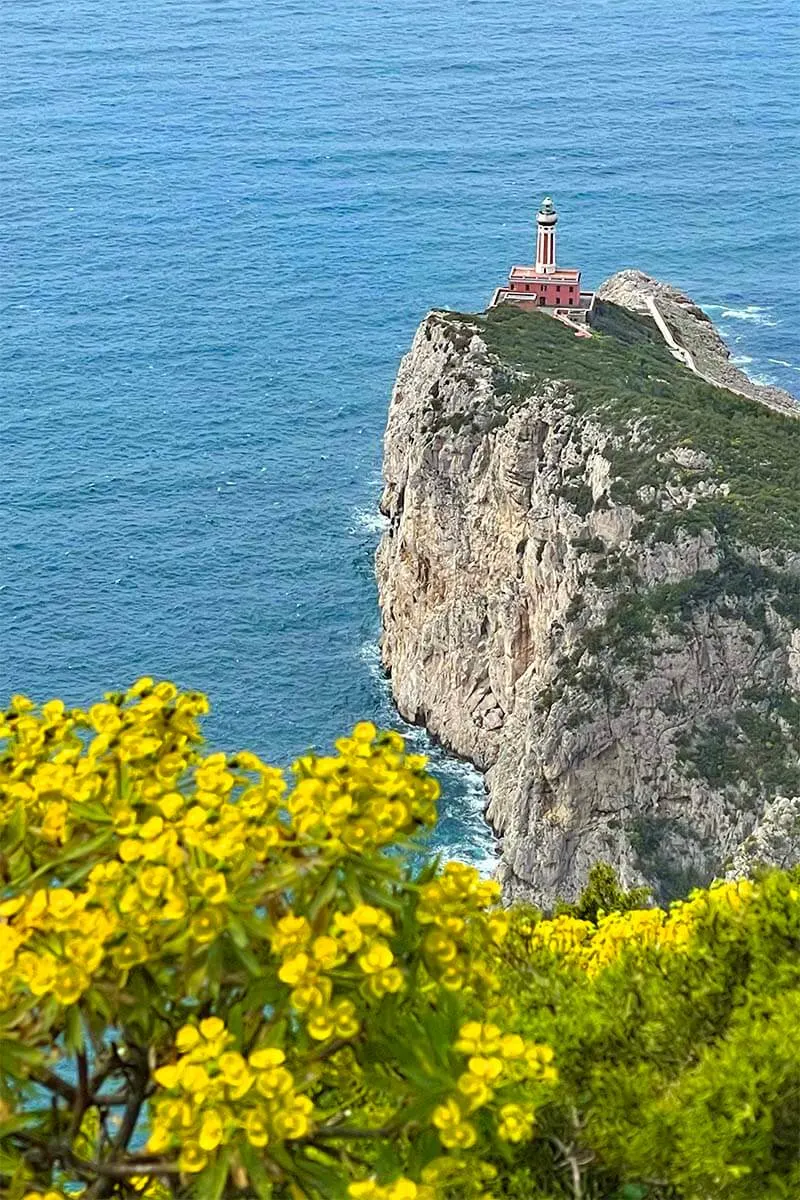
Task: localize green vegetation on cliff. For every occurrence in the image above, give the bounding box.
[436,302,800,552]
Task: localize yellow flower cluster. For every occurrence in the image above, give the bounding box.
[418,863,508,991]
[148,1018,313,1174]
[271,902,404,1040]
[523,879,757,975]
[0,682,445,1021]
[431,1022,556,1149]
[289,723,440,851]
[349,1179,436,1200]
[0,886,116,1008]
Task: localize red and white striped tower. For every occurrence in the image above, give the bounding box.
[535,196,558,274]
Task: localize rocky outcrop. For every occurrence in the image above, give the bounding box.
[598,269,800,418]
[726,796,800,879]
[376,274,800,905]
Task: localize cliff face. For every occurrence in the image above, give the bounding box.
[376,274,800,905]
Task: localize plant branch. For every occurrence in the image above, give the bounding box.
[68,1050,90,1146]
[31,1068,77,1105]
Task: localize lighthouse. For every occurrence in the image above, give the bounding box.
[490,196,591,315]
[535,196,558,274]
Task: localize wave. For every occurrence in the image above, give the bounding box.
[351,507,388,536]
[719,305,779,327]
[768,358,800,372]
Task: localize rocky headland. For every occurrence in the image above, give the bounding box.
[376,271,800,905]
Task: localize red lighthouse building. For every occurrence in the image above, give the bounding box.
[490,197,591,314]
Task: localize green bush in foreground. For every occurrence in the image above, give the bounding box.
[1,682,799,1200]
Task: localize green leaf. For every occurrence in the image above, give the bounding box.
[239,1141,274,1199]
[195,1147,232,1200]
[64,1006,84,1053]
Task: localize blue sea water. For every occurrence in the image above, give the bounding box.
[2,0,799,864]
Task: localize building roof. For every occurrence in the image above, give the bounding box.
[509,266,581,283]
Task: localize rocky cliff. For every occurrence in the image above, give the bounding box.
[376,272,800,904]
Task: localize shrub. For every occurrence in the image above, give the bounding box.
[3,682,800,1199]
[0,682,553,1200]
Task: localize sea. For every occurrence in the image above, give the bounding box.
[2,0,799,867]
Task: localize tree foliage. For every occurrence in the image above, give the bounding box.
[1,681,799,1200]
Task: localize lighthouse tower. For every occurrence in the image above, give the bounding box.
[490,194,589,313]
[535,196,558,274]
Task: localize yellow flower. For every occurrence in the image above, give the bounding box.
[153,1064,181,1089]
[278,952,314,987]
[89,703,122,734]
[455,1023,502,1056]
[271,913,311,955]
[146,1123,173,1154]
[180,1064,210,1096]
[199,1016,226,1041]
[332,998,360,1038]
[432,1099,476,1149]
[139,815,164,840]
[424,930,458,963]
[218,1052,253,1099]
[500,1034,525,1059]
[497,1102,534,1143]
[348,1183,381,1200]
[178,1142,207,1173]
[467,1056,503,1083]
[357,940,394,975]
[456,1071,493,1111]
[307,1007,335,1041]
[175,1025,201,1053]
[53,963,88,1006]
[247,1046,283,1072]
[41,699,66,724]
[195,870,228,905]
[272,1094,313,1139]
[311,935,342,969]
[198,1110,224,1151]
[157,791,184,818]
[244,1110,269,1147]
[161,890,188,921]
[128,676,155,697]
[119,839,143,863]
[41,800,68,844]
[191,909,225,944]
[331,911,364,952]
[365,966,404,998]
[139,865,172,899]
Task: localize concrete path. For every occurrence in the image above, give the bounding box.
[553,309,592,338]
[645,295,696,371]
[645,294,799,416]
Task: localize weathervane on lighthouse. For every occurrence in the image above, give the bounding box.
[490,196,593,321]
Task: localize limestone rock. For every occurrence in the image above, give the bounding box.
[376,279,800,905]
[727,796,800,878]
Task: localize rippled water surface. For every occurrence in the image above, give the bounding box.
[2,0,799,862]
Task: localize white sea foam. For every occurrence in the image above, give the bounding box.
[768,358,800,372]
[719,305,779,327]
[731,354,753,366]
[351,507,388,536]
